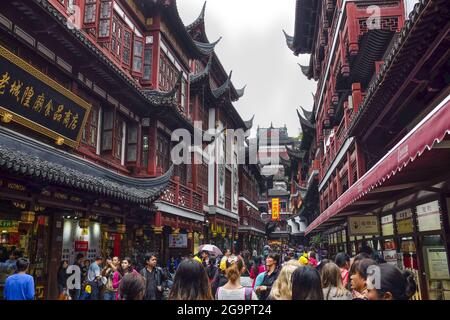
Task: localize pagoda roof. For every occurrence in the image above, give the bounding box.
[291,0,321,55]
[297,109,316,131]
[283,30,295,51]
[300,106,314,123]
[0,129,172,205]
[193,37,222,55]
[186,1,209,43]
[244,115,255,131]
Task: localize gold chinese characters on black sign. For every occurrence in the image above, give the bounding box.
[0,46,91,147]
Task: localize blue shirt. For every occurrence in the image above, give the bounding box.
[254,271,266,288]
[4,273,35,300]
[87,263,101,281]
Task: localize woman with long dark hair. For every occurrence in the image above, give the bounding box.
[169,258,213,300]
[113,257,137,300]
[367,263,417,300]
[291,266,324,300]
[250,256,265,289]
[118,272,146,300]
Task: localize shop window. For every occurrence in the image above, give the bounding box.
[126,123,138,162]
[422,235,450,300]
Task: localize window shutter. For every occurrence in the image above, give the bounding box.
[132,36,144,76]
[98,0,113,42]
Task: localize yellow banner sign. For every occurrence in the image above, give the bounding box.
[272,198,280,221]
[0,220,19,232]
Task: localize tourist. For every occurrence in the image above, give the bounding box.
[291,265,323,300]
[57,260,69,296]
[118,272,146,300]
[249,256,265,288]
[350,258,377,300]
[81,259,90,284]
[335,252,351,287]
[4,249,22,273]
[4,258,34,300]
[367,263,417,300]
[69,253,84,300]
[103,256,119,300]
[206,257,218,283]
[211,258,228,296]
[216,255,258,300]
[114,257,138,299]
[308,252,318,267]
[169,258,213,300]
[269,260,301,300]
[139,253,165,300]
[255,253,280,300]
[321,262,352,300]
[84,256,103,300]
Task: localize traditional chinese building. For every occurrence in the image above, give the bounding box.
[237,145,267,254]
[186,2,252,253]
[256,124,296,246]
[0,0,254,299]
[287,0,450,299]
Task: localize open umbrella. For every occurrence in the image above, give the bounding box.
[199,244,223,256]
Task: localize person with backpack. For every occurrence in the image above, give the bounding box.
[215,255,258,301]
[139,253,166,300]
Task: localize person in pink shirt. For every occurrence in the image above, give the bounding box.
[113,257,138,300]
[249,256,265,288]
[308,252,318,268]
[335,252,351,287]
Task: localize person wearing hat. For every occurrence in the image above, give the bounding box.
[299,253,309,266]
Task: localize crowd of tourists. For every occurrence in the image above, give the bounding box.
[1,244,417,301]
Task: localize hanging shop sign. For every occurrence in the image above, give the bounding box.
[381,214,394,236]
[348,215,379,236]
[0,220,19,233]
[0,46,91,148]
[169,234,188,248]
[417,201,441,232]
[425,247,450,280]
[396,209,414,234]
[271,198,280,221]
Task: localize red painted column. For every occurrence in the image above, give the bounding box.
[355,139,366,180]
[352,83,362,114]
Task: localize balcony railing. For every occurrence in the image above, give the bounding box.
[160,177,203,214]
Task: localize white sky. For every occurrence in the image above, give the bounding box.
[177,0,317,138]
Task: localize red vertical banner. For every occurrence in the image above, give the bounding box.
[113,233,121,257]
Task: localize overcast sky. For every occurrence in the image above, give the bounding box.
[177,0,317,138]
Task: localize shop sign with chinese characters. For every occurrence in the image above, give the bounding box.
[0,46,91,147]
[348,215,379,236]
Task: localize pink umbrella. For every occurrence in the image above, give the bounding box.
[199,244,223,256]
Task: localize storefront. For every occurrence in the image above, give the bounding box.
[322,196,450,300]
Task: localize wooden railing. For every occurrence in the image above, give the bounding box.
[160,177,203,214]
